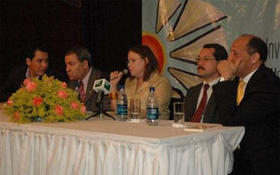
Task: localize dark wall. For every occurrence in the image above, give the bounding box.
[0,0,83,82]
[82,0,141,72]
[0,0,141,82]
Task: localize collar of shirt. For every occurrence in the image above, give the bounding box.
[240,67,259,90]
[26,68,30,78]
[203,77,220,87]
[197,77,220,122]
[242,67,259,84]
[81,67,92,93]
[199,77,220,103]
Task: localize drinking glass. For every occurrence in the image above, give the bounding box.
[129,98,141,121]
[173,102,185,128]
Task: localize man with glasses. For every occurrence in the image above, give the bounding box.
[184,43,228,123]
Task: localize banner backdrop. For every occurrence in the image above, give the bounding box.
[142,0,280,95]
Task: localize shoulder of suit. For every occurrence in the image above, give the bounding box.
[252,65,278,83]
[251,65,280,90]
[189,82,203,90]
[262,65,279,79]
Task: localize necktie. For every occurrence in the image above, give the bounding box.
[236,79,246,105]
[79,81,86,102]
[190,84,210,122]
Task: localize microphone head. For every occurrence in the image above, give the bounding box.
[122,69,128,75]
[93,79,111,94]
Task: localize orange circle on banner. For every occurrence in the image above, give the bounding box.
[142,34,165,73]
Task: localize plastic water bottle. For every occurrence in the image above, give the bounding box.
[116,85,128,120]
[146,86,159,126]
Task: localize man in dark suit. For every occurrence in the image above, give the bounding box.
[0,45,49,102]
[64,46,110,112]
[184,43,228,123]
[213,34,280,175]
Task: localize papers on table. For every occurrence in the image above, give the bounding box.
[172,123,185,128]
[184,123,221,132]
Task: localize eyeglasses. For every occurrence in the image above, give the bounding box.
[195,56,216,62]
[127,58,141,65]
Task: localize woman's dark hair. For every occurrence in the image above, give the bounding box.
[129,45,158,81]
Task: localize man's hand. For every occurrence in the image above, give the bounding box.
[217,59,242,80]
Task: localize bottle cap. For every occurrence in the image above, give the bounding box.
[149,86,155,92]
[119,84,124,91]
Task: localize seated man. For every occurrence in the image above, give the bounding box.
[213,34,280,175]
[0,45,49,102]
[64,46,110,112]
[184,43,228,123]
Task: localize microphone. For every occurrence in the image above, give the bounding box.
[93,79,111,95]
[85,78,116,120]
[110,69,128,81]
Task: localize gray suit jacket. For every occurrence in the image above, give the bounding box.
[184,83,219,123]
[68,67,111,112]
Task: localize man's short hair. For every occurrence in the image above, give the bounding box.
[25,44,49,60]
[243,34,268,62]
[203,43,228,61]
[65,46,93,67]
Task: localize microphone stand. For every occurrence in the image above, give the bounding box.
[85,91,115,120]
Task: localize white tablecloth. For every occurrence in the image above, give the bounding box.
[0,111,244,175]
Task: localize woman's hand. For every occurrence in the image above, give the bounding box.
[110,71,123,91]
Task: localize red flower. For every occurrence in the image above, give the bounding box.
[55,105,63,115]
[26,81,37,92]
[14,111,20,121]
[61,82,67,88]
[7,98,13,106]
[80,105,86,114]
[58,90,68,99]
[71,101,79,109]
[33,97,43,107]
[23,78,31,86]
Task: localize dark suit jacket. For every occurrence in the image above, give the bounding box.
[68,67,111,112]
[213,64,280,174]
[184,83,219,123]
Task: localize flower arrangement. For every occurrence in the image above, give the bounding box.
[3,75,86,123]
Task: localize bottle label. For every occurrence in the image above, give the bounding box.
[117,104,127,115]
[146,107,159,120]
